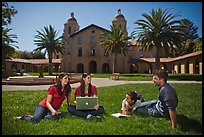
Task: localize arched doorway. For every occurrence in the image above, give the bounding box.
[160,63,167,70]
[130,63,138,73]
[102,63,109,73]
[77,63,84,73]
[89,60,97,73]
[11,63,17,73]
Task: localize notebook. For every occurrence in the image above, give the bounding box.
[76,97,98,110]
[111,113,130,118]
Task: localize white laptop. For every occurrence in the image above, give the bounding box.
[76,97,98,110]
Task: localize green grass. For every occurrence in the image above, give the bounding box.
[2,83,202,135]
[27,73,202,81]
[92,73,202,81]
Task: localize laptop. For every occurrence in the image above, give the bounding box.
[76,96,98,110]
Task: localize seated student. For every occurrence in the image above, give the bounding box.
[14,72,72,123]
[121,91,143,115]
[134,69,178,129]
[68,73,104,120]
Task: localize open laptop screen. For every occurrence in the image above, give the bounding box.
[76,97,98,110]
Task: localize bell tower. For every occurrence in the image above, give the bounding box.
[112,9,128,36]
[63,12,80,36]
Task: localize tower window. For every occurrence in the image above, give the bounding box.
[67,48,71,55]
[129,46,133,51]
[68,37,71,45]
[78,36,82,44]
[68,27,71,34]
[78,48,82,56]
[91,36,95,44]
[91,48,96,56]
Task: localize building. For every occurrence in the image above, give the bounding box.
[61,9,202,74]
[4,9,202,76]
[61,9,130,73]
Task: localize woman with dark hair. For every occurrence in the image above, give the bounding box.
[14,72,72,122]
[68,73,104,120]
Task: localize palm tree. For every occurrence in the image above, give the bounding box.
[100,24,130,73]
[132,8,185,70]
[2,2,18,68]
[33,25,65,75]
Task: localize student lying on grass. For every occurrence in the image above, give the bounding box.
[14,72,72,123]
[121,91,144,115]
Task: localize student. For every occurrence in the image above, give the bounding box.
[134,69,178,129]
[14,72,72,122]
[121,91,143,115]
[68,73,104,120]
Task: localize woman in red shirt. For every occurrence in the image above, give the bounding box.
[14,72,72,122]
[68,73,104,120]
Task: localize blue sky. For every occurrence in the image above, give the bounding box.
[8,2,202,52]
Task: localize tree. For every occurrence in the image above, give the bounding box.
[100,24,130,73]
[132,8,185,70]
[180,18,199,43]
[32,51,46,59]
[2,2,18,65]
[193,38,202,52]
[33,25,65,75]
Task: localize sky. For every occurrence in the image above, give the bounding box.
[8,2,202,52]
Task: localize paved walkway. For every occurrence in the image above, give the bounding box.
[2,78,202,91]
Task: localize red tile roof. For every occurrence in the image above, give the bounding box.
[132,51,202,63]
[172,50,202,61]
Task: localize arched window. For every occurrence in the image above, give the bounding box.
[68,27,71,34]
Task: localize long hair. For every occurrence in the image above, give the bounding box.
[80,73,92,97]
[54,72,71,97]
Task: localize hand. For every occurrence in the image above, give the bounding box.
[52,110,61,115]
[94,104,99,110]
[56,111,61,115]
[125,100,129,107]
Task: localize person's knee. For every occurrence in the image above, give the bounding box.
[68,105,77,115]
[98,106,105,114]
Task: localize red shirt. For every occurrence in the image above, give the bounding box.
[39,85,66,110]
[74,84,97,101]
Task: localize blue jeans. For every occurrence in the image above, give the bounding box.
[134,100,163,118]
[21,105,60,122]
[68,105,104,118]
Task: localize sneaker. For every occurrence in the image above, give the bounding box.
[71,115,77,118]
[96,115,102,122]
[14,116,22,120]
[86,114,94,120]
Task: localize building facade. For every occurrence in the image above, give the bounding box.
[61,9,130,73]
[4,9,202,76]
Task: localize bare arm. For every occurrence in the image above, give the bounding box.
[46,94,58,115]
[169,110,177,129]
[122,101,129,115]
[67,92,72,106]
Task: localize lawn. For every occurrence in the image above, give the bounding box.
[2,83,202,135]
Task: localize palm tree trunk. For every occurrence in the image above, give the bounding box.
[48,52,53,75]
[155,46,161,70]
[112,53,115,73]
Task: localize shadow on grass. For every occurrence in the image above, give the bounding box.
[177,114,202,133]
